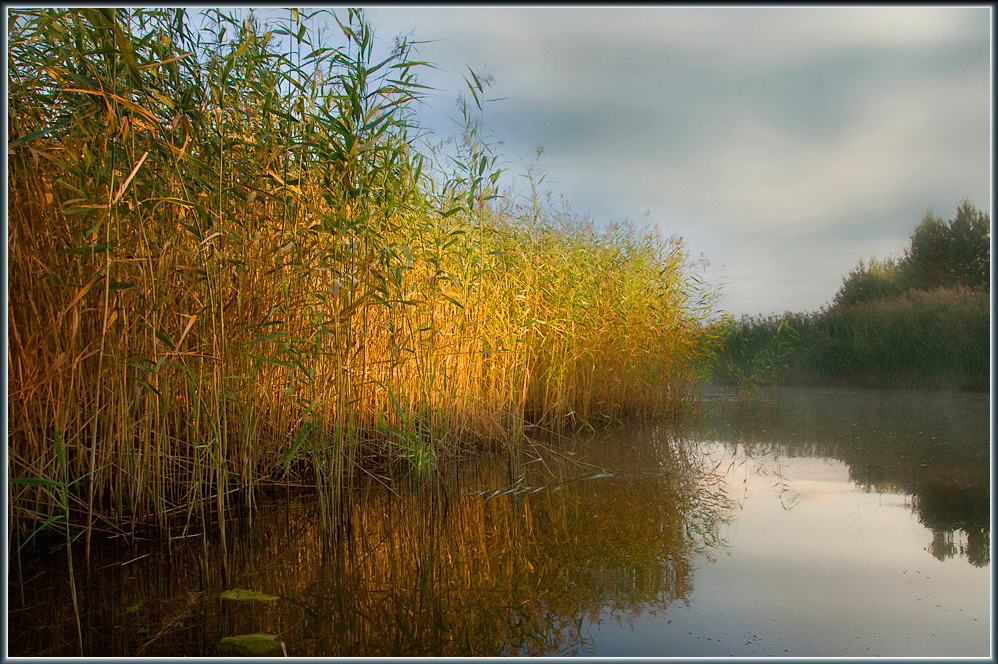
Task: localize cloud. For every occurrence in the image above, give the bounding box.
[361,7,990,315]
[667,67,987,228]
[371,7,986,73]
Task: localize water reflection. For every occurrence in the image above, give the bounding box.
[9,422,730,657]
[697,388,990,566]
[10,389,988,657]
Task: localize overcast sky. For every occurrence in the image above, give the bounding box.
[357,6,990,317]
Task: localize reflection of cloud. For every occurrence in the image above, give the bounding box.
[363,7,990,315]
[702,389,991,567]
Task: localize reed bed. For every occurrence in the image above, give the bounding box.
[713,289,988,391]
[8,8,720,546]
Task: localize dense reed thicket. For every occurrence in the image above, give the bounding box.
[715,288,988,390]
[8,8,720,545]
[785,289,989,389]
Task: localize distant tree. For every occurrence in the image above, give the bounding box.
[833,256,905,308]
[833,200,989,309]
[904,212,952,290]
[948,200,990,290]
[903,201,990,292]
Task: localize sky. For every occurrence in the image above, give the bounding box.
[349,6,992,317]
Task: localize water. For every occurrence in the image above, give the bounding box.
[8,387,990,657]
[583,388,991,657]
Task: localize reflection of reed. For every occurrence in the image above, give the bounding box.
[697,388,990,566]
[10,424,729,657]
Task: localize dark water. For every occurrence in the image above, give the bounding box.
[8,388,990,657]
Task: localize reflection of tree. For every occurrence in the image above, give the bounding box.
[914,482,989,567]
[9,422,731,657]
[698,388,990,566]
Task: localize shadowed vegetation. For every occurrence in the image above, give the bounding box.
[7,8,720,548]
[713,202,990,391]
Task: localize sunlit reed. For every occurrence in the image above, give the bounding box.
[7,7,721,546]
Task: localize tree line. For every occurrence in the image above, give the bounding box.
[715,201,990,391]
[834,200,989,306]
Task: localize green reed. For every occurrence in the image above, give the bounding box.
[7,7,720,547]
[714,289,989,390]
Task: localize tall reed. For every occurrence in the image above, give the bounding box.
[8,8,720,547]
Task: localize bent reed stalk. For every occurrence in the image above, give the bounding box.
[8,8,721,546]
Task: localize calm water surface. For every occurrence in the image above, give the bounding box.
[9,387,990,657]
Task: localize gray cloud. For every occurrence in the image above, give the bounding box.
[362,6,990,316]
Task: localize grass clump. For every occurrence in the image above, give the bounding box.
[7,8,720,546]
